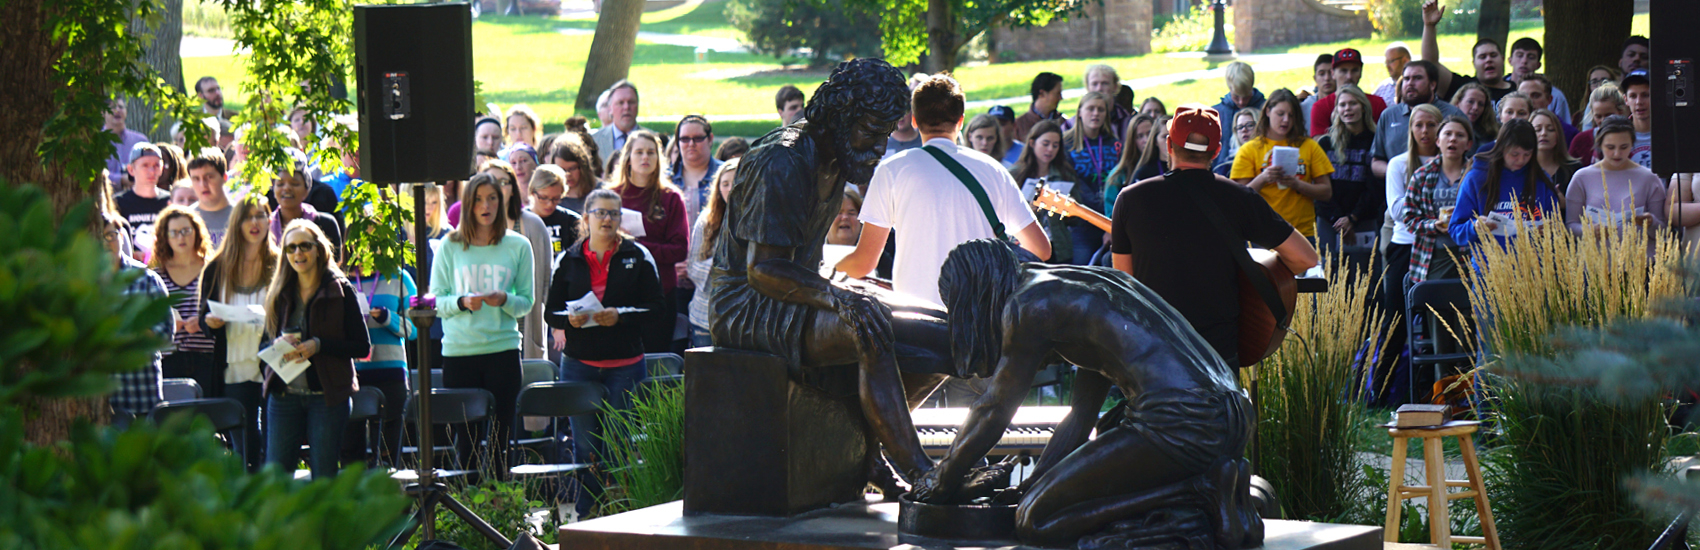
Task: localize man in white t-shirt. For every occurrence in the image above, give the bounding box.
[837,74,1051,306]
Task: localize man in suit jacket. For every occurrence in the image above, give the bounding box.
[592,80,649,171]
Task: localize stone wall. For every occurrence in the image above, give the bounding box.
[991,0,1153,63]
[1232,0,1372,53]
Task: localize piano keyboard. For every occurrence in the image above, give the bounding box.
[911,406,1071,457]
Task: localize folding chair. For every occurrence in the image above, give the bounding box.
[393,388,494,483]
[645,353,684,378]
[161,377,203,402]
[1405,279,1476,405]
[509,381,607,492]
[346,386,386,467]
[148,398,246,454]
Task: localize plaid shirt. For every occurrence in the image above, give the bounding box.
[1401,158,1462,285]
[111,255,168,416]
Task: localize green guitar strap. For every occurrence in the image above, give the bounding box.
[922,145,1008,241]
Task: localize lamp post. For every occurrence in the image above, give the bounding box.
[1205,0,1233,56]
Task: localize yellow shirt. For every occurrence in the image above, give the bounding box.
[1230,136,1335,237]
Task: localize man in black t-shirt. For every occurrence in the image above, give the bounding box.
[1110,105,1319,365]
[114,142,170,241]
[1420,0,1514,103]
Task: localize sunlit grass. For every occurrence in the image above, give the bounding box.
[181,12,1650,139]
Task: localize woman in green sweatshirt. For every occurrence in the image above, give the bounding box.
[430,173,535,474]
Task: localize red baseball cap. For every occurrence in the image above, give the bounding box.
[1333,48,1363,67]
[1167,104,1221,160]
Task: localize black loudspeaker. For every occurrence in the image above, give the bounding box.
[1651,0,1700,174]
[354,3,475,183]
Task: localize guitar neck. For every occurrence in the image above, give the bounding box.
[1066,205,1112,233]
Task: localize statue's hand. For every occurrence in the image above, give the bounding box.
[989,486,1025,506]
[832,286,893,357]
[911,467,957,504]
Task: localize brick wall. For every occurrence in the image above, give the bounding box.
[1232,0,1372,53]
[991,0,1153,63]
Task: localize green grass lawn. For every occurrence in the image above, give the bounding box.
[183,11,1649,139]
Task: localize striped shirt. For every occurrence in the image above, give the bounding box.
[155,267,217,354]
[352,271,417,378]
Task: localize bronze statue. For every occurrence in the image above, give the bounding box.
[707,58,959,485]
[912,239,1263,550]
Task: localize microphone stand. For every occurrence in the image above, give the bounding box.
[390,182,509,548]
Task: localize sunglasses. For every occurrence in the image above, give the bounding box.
[587,208,621,219]
[676,135,710,145]
[284,243,316,254]
[169,228,196,238]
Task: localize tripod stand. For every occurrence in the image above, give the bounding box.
[389,182,510,549]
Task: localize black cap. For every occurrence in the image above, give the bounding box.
[1621,69,1650,89]
[987,105,1016,123]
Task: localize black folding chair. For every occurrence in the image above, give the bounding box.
[1405,279,1476,405]
[161,377,203,402]
[148,398,246,454]
[645,352,684,378]
[393,388,493,483]
[509,381,607,494]
[347,386,386,466]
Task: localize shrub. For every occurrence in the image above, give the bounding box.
[415,479,556,550]
[0,182,410,549]
[1463,221,1687,549]
[726,0,883,67]
[1367,0,1479,38]
[1248,254,1385,522]
[1151,4,1233,54]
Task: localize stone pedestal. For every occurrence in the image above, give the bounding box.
[682,348,870,517]
[561,499,1385,550]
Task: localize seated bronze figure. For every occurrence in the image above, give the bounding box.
[706,58,960,485]
[912,239,1263,550]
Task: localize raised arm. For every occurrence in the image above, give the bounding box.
[1420,0,1456,94]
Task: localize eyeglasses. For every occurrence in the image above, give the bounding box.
[676,135,710,145]
[587,208,621,219]
[283,243,316,254]
[1235,123,1256,131]
[1590,77,1614,87]
[532,192,563,203]
[169,228,196,238]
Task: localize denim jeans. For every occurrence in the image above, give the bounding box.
[266,392,351,480]
[559,356,648,515]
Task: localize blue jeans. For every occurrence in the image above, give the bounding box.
[559,356,648,515]
[266,392,351,480]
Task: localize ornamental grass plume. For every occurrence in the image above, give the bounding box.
[1456,215,1688,550]
[1247,252,1386,522]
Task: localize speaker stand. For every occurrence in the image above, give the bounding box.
[388,183,510,549]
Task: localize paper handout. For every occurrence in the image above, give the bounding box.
[258,338,312,384]
[551,292,648,328]
[207,300,267,324]
[621,208,647,238]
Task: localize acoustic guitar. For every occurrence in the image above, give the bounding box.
[1032,186,1296,367]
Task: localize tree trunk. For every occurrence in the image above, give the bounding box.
[1546,0,1633,117]
[1476,0,1510,56]
[126,0,185,142]
[921,0,956,74]
[574,0,644,111]
[0,0,115,444]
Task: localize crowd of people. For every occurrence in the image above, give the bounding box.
[92,0,1686,507]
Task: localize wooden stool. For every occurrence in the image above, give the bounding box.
[1383,420,1500,549]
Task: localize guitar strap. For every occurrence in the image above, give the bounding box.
[922,145,1008,241]
[1173,170,1289,329]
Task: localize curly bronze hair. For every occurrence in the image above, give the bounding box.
[801,58,910,130]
